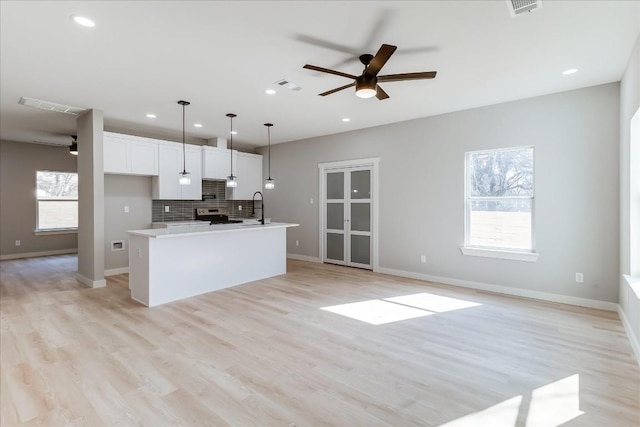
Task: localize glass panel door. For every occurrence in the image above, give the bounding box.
[323,167,372,269]
[349,169,371,268]
[325,172,346,264]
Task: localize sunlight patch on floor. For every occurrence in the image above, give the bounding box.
[437,374,583,427]
[385,292,482,313]
[321,299,433,325]
[321,292,481,325]
[526,374,583,427]
[439,396,523,427]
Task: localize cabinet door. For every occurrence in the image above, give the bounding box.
[104,137,128,174]
[129,141,158,176]
[179,146,202,200]
[202,147,236,180]
[152,143,181,200]
[234,153,263,200]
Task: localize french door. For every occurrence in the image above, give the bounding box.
[322,166,373,269]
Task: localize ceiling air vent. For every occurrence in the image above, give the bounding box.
[275,79,302,92]
[18,96,87,115]
[506,0,542,17]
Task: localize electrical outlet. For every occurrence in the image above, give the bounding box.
[164,206,170,213]
[124,205,129,213]
[310,198,314,204]
[15,240,20,246]
[238,205,242,211]
[137,248,142,259]
[296,240,299,246]
[420,255,426,263]
[575,273,584,283]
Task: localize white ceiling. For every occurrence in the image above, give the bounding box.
[1,1,638,149]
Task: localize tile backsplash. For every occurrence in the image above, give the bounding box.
[152,180,262,222]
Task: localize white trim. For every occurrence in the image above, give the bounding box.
[317,157,380,170]
[376,266,618,311]
[34,228,78,236]
[460,246,540,262]
[75,273,106,288]
[105,267,129,276]
[287,253,321,263]
[0,248,77,260]
[618,305,640,366]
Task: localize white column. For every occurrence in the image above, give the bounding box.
[76,109,106,288]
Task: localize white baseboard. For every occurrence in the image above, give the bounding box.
[75,273,106,288]
[0,248,77,261]
[376,267,618,312]
[287,253,321,263]
[105,267,129,276]
[618,306,640,366]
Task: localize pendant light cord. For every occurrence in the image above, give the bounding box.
[267,125,271,179]
[182,103,186,173]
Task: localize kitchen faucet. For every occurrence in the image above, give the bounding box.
[252,191,265,225]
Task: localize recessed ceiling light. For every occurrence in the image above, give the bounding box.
[562,68,578,75]
[194,123,202,128]
[230,131,237,135]
[71,15,95,27]
[342,118,351,122]
[265,89,276,95]
[146,113,156,118]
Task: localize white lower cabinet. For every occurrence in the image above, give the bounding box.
[103,132,159,175]
[152,142,202,200]
[228,152,263,200]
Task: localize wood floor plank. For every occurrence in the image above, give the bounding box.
[1,255,639,426]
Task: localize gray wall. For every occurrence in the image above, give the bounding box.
[0,140,78,256]
[260,83,620,303]
[619,35,639,344]
[104,175,153,271]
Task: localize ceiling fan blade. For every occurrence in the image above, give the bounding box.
[375,85,389,100]
[303,64,357,80]
[319,82,355,96]
[378,71,437,82]
[365,44,397,76]
[295,34,360,56]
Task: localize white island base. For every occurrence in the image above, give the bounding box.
[128,223,298,307]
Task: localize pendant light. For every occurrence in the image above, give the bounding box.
[264,123,275,189]
[69,135,78,155]
[226,113,238,188]
[178,100,191,185]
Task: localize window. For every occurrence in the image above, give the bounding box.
[36,171,78,231]
[464,147,535,258]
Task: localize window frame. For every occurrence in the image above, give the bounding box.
[35,170,79,233]
[462,146,538,262]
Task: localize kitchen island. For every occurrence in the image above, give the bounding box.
[127,222,298,307]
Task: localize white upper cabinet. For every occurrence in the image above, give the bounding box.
[152,141,202,200]
[228,152,263,200]
[103,132,158,176]
[202,146,237,180]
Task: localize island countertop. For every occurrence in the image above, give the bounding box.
[128,222,298,239]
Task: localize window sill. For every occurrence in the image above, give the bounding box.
[460,246,539,262]
[623,275,640,299]
[34,228,78,236]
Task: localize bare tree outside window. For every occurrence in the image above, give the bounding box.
[465,148,534,250]
[36,171,78,230]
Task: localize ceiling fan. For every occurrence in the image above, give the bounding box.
[303,44,437,100]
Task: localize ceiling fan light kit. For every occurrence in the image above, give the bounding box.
[304,43,437,100]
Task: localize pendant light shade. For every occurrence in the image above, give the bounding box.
[178,100,191,185]
[264,123,275,189]
[226,113,238,188]
[69,135,78,155]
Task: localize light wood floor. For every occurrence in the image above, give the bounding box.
[1,255,638,426]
